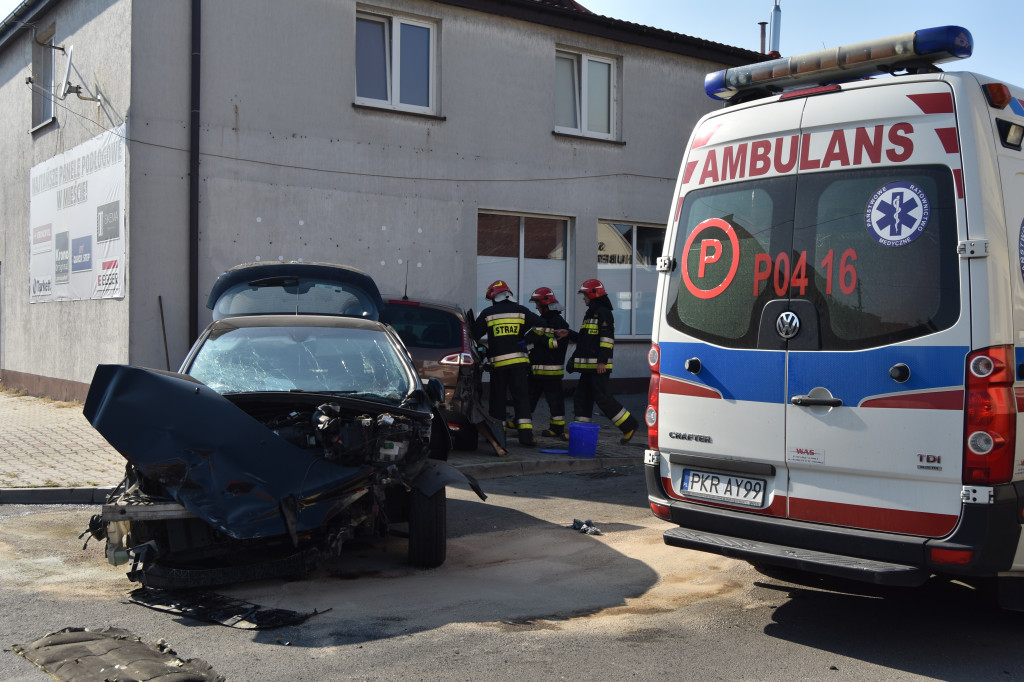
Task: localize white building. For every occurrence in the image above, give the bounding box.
[0,0,762,400]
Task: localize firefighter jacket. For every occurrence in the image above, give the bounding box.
[472,299,543,369]
[567,296,615,372]
[528,309,569,376]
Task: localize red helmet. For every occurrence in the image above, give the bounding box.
[578,278,607,299]
[485,279,513,300]
[529,286,558,306]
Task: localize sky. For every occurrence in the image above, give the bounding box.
[0,0,1017,81]
[580,0,1018,82]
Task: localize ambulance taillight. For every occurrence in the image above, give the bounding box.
[647,344,660,450]
[963,346,1017,485]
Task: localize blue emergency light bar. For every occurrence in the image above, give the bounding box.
[705,25,973,102]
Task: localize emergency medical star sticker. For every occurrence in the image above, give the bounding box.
[875,191,919,237]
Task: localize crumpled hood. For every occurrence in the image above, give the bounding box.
[84,364,380,540]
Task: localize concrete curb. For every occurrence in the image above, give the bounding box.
[0,487,113,505]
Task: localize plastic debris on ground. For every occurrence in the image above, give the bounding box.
[12,626,224,681]
[568,518,602,535]
[129,586,322,629]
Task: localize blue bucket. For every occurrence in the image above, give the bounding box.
[568,422,599,458]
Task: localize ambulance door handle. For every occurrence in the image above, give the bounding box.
[790,395,843,407]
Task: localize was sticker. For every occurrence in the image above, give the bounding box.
[865,181,930,247]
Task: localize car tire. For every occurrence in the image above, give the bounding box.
[452,423,479,451]
[408,488,447,568]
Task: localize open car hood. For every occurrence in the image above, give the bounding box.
[84,364,401,540]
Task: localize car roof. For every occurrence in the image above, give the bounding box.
[381,295,468,316]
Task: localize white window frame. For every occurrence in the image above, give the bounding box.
[31,26,56,130]
[355,11,437,115]
[554,50,616,141]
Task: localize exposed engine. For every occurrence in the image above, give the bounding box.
[262,403,425,466]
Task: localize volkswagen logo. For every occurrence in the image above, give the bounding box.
[776,311,800,339]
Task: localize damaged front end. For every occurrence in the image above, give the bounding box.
[84,359,484,589]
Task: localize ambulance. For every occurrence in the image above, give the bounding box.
[644,26,1024,607]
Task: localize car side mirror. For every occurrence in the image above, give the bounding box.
[424,376,446,404]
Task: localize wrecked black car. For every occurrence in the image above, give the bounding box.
[84,263,484,588]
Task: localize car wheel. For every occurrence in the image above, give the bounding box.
[452,423,479,451]
[408,488,447,568]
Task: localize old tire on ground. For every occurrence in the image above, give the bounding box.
[408,488,447,568]
[453,423,479,451]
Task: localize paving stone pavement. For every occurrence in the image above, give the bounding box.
[0,388,649,504]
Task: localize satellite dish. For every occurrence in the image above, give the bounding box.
[59,45,73,98]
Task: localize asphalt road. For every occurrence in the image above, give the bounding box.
[3,467,1024,681]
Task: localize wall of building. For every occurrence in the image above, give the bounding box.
[125,1,193,373]
[1,0,736,396]
[181,0,727,380]
[0,0,131,399]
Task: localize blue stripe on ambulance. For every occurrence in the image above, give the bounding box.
[660,341,968,405]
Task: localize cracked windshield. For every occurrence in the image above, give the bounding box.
[187,325,413,399]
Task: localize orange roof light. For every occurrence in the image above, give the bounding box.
[983,82,1013,108]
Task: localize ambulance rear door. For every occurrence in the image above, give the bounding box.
[656,98,808,518]
[782,79,970,537]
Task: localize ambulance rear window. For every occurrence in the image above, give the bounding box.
[666,165,959,351]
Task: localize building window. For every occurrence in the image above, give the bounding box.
[476,213,569,314]
[597,222,665,336]
[31,26,55,129]
[356,12,436,114]
[555,51,615,140]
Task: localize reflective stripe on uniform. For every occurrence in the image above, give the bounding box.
[574,357,613,370]
[611,408,631,427]
[487,314,526,337]
[493,355,529,367]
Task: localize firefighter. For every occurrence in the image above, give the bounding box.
[527,286,570,438]
[472,280,544,447]
[558,278,639,445]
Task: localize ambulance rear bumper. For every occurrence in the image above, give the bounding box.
[648,466,1024,584]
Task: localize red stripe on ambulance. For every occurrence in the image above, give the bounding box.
[860,389,964,410]
[907,92,954,114]
[660,375,722,400]
[935,127,959,153]
[789,497,958,537]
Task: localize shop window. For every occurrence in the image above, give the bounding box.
[477,213,568,313]
[597,222,665,336]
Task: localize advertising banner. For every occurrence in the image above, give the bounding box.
[29,123,126,302]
